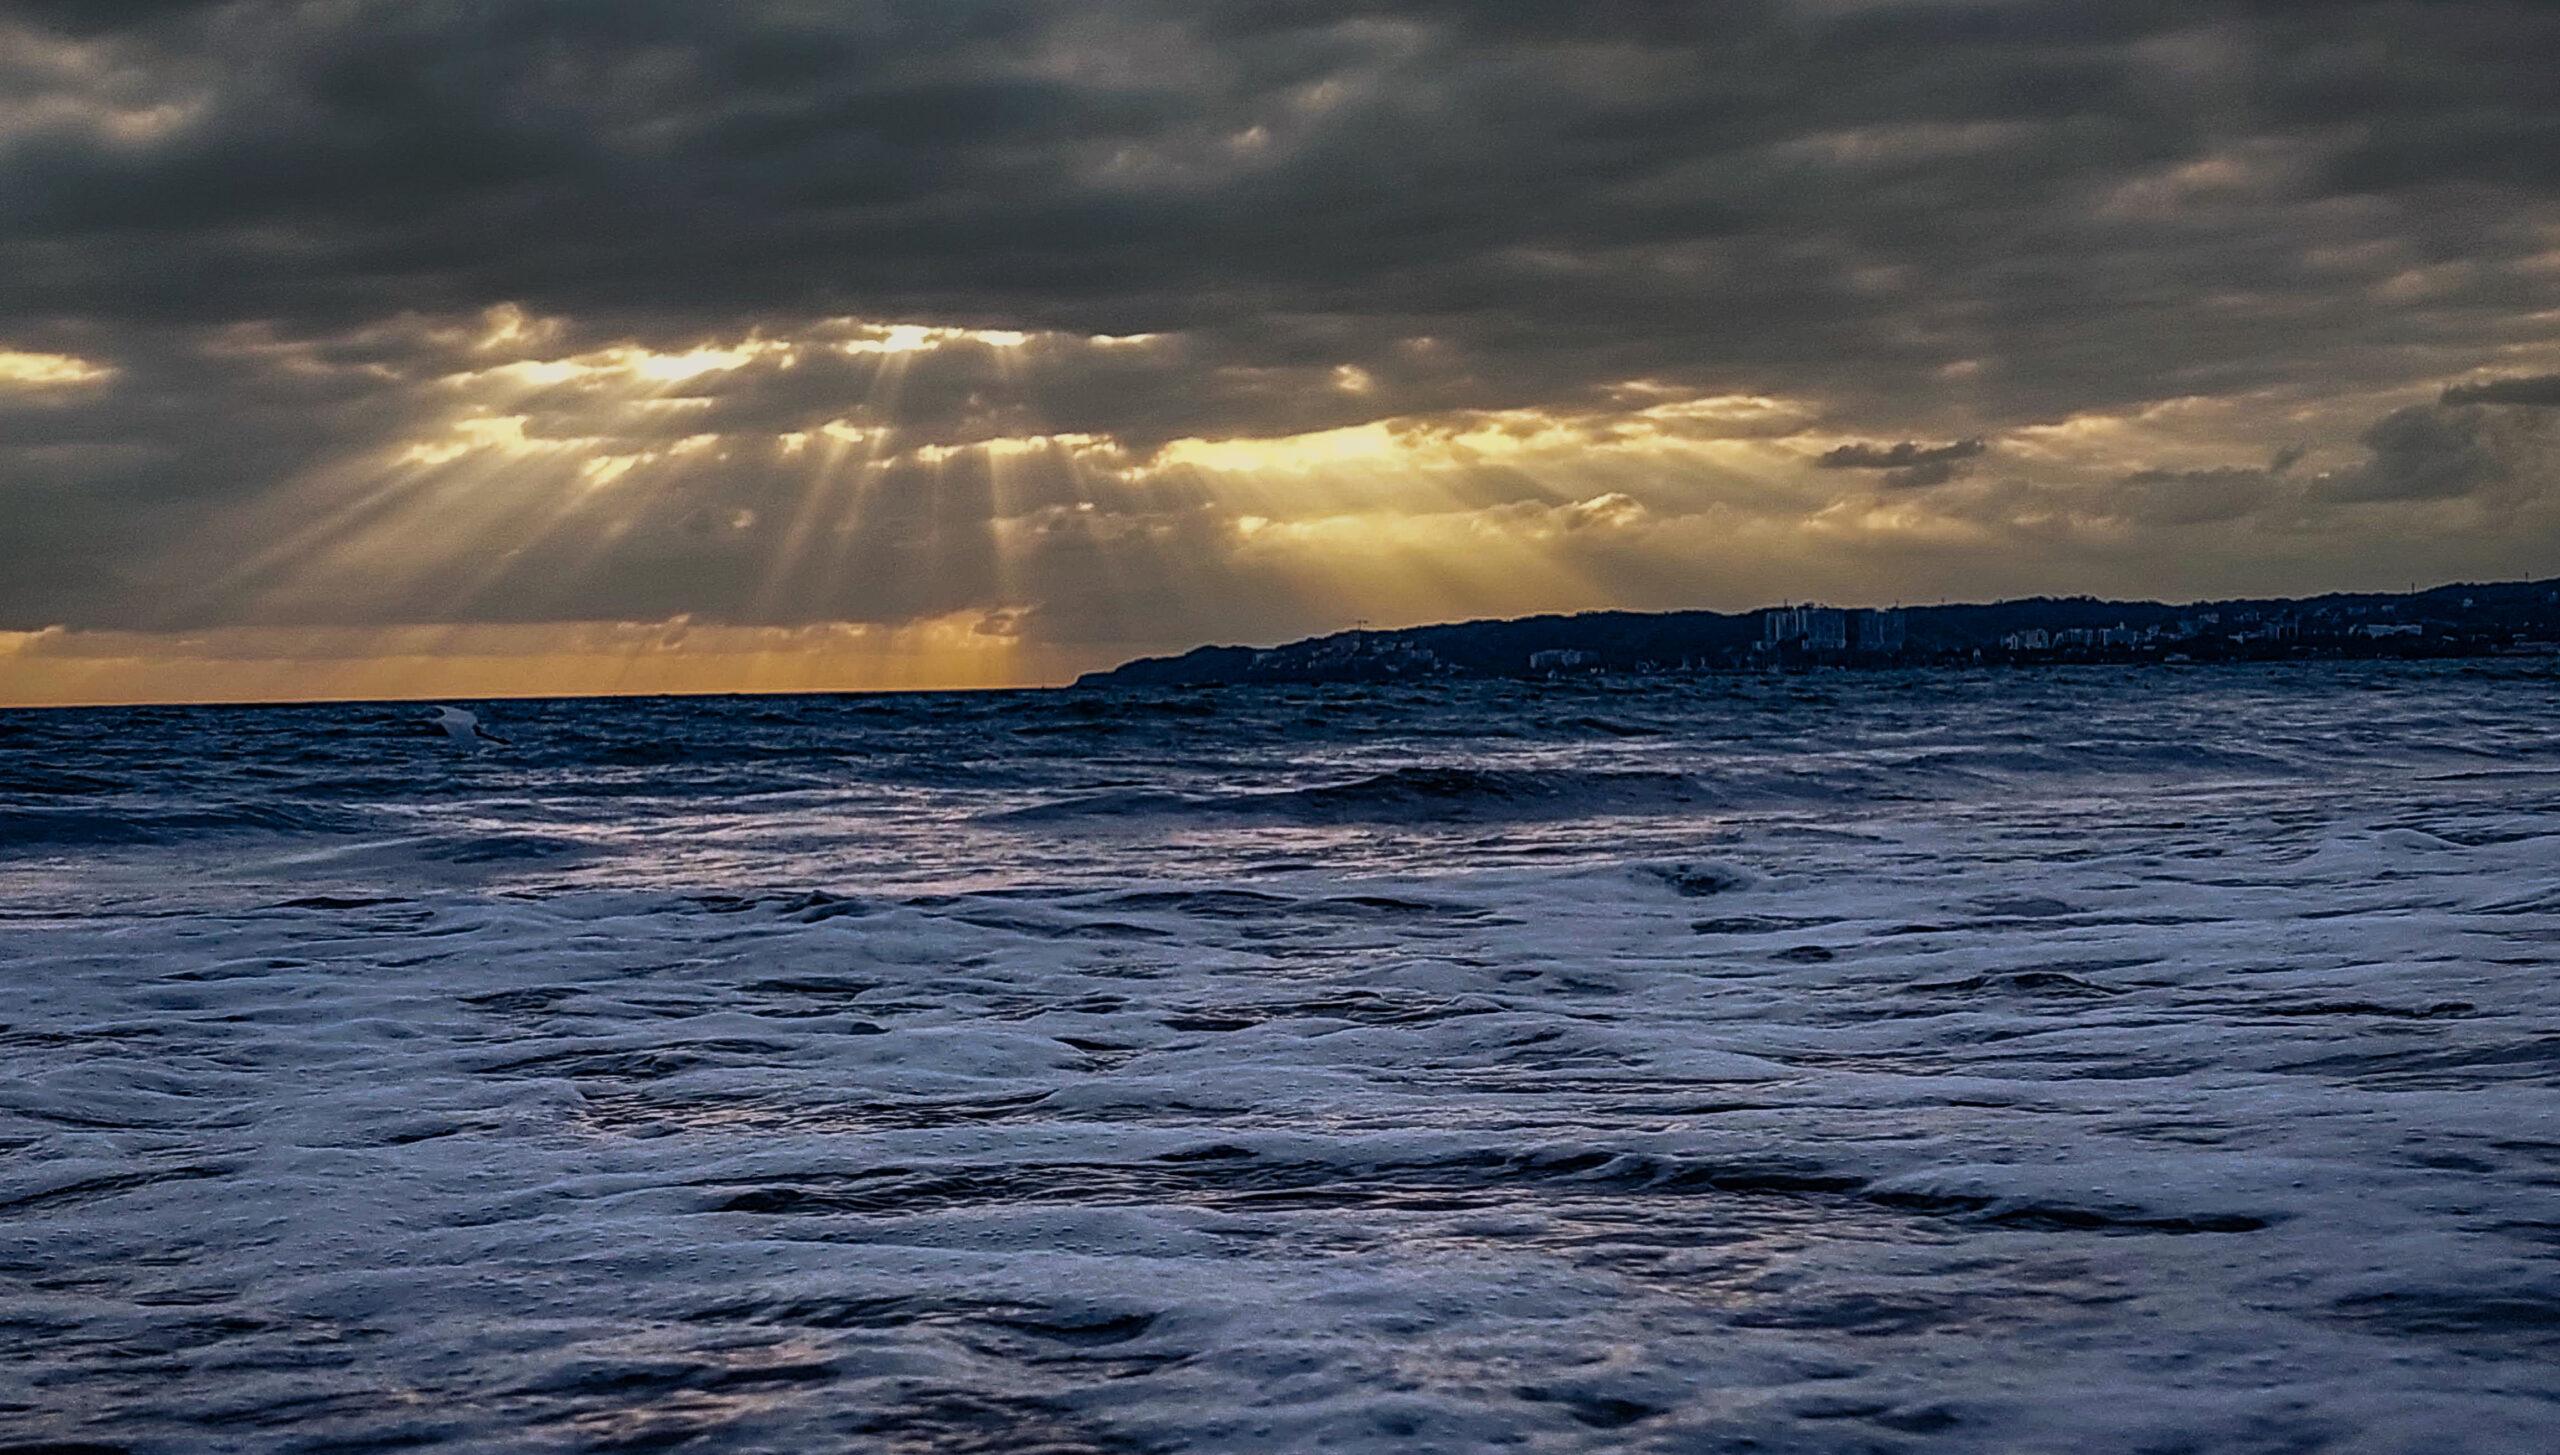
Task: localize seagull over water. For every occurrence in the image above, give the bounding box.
[429,705,511,748]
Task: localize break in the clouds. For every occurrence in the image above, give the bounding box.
[2,1,2557,701]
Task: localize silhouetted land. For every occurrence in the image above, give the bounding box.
[1080,577,2560,686]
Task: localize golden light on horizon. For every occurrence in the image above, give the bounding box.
[0,613,1076,709]
[14,300,2547,710]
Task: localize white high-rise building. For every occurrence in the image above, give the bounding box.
[1763,606,1848,650]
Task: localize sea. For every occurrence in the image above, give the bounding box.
[3,661,2556,1453]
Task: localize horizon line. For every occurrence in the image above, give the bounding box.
[7,569,2551,712]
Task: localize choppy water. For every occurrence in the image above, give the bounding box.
[4,663,2557,1453]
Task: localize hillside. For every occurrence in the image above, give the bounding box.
[1077,577,2560,687]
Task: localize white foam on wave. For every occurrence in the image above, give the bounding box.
[4,773,2557,1452]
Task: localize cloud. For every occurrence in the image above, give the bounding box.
[2442,374,2560,407]
[1816,438,1990,471]
[2313,402,2538,504]
[1882,459,1966,489]
[1817,437,1989,485]
[3,1,2559,694]
[2107,464,2285,525]
[7,4,2553,414]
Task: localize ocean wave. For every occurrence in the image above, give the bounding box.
[0,799,376,850]
[0,764,127,797]
[995,764,1714,826]
[6,655,2557,1455]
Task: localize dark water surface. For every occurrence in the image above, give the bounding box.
[3,663,2556,1451]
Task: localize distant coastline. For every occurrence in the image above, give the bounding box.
[1079,576,2560,688]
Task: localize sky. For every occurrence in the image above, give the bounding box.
[2,0,2557,705]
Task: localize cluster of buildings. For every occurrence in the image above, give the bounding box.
[1527,649,1602,672]
[2002,625,2148,651]
[1759,605,1908,656]
[1243,630,1444,681]
[1755,597,2490,669]
[1998,606,2433,656]
[2002,612,2231,652]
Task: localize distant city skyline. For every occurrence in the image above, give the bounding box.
[1080,573,2560,688]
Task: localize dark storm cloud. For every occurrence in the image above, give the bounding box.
[2,1,231,33]
[1817,439,1991,471]
[2443,375,2560,407]
[9,4,2555,357]
[1817,437,1989,488]
[2314,403,2542,505]
[2101,444,2307,525]
[3,0,2558,643]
